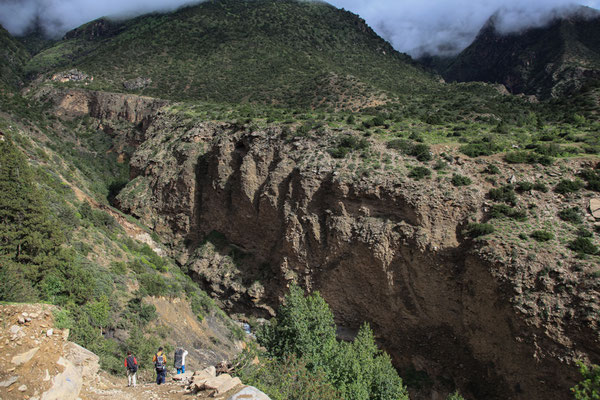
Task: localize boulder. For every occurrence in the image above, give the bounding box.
[200,373,242,395]
[211,376,242,396]
[590,198,600,219]
[41,357,82,400]
[228,386,272,400]
[12,347,39,366]
[63,342,100,379]
[0,376,18,388]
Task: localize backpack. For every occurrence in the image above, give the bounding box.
[174,349,183,369]
[155,353,165,371]
[126,355,138,372]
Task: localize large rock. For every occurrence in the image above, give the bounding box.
[0,376,19,388]
[41,356,82,400]
[590,198,600,219]
[63,342,100,379]
[228,386,272,400]
[12,347,39,366]
[201,373,242,395]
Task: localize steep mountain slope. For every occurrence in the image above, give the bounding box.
[444,7,600,99]
[23,0,435,109]
[0,24,30,90]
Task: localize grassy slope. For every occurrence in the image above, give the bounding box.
[24,0,435,109]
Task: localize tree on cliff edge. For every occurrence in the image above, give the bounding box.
[257,284,408,400]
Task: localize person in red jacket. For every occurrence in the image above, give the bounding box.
[124,350,138,387]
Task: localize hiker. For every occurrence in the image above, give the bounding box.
[124,350,138,387]
[174,347,189,374]
[153,347,167,385]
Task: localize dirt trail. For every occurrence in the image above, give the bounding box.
[0,304,246,400]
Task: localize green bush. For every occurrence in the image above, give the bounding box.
[482,164,500,174]
[447,392,466,400]
[451,174,472,187]
[533,182,548,193]
[572,361,600,400]
[329,135,369,159]
[554,179,584,195]
[237,351,341,400]
[504,151,553,166]
[460,141,500,157]
[569,237,598,255]
[578,169,600,192]
[489,204,527,221]
[412,143,433,162]
[138,273,169,297]
[516,182,534,192]
[558,207,583,224]
[530,230,554,242]
[466,223,495,238]
[409,167,431,180]
[488,185,517,206]
[387,140,431,161]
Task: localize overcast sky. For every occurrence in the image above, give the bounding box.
[1,0,599,56]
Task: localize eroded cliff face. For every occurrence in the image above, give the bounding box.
[46,89,599,399]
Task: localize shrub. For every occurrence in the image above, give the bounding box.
[447,392,466,400]
[530,230,554,242]
[412,143,433,161]
[451,174,472,187]
[387,140,431,161]
[466,223,495,238]
[533,182,548,193]
[572,361,600,400]
[554,179,584,195]
[329,135,369,159]
[482,164,500,174]
[489,204,527,221]
[578,228,593,238]
[504,151,552,166]
[433,159,447,170]
[569,237,598,255]
[488,185,517,205]
[237,353,342,400]
[460,141,500,157]
[138,273,168,297]
[558,207,583,224]
[516,182,534,192]
[578,168,600,192]
[409,167,431,180]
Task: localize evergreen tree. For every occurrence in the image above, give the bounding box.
[0,136,72,301]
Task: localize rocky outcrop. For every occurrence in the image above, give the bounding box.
[0,304,99,400]
[34,87,167,128]
[112,113,600,399]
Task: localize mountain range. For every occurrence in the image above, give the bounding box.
[1,1,600,399]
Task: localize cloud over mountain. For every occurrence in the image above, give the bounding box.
[1,0,599,56]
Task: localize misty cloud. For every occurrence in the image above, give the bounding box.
[327,0,600,57]
[0,0,599,56]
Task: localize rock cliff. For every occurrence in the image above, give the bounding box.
[44,88,600,399]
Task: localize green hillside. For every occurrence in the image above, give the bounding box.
[24,0,435,109]
[0,24,30,91]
